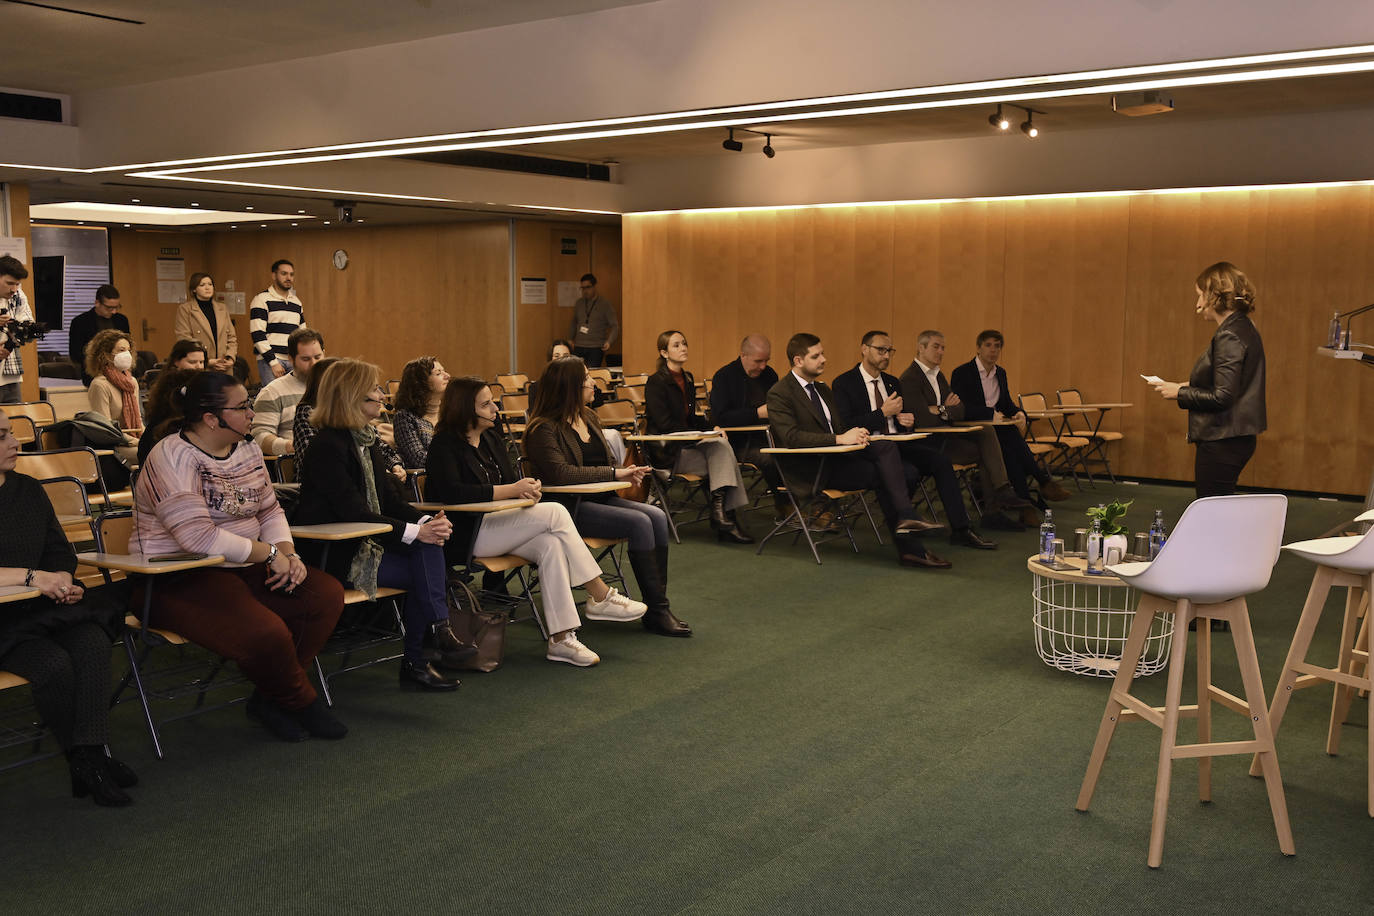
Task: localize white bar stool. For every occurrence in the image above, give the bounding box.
[1247,507,1374,815]
[1075,494,1294,868]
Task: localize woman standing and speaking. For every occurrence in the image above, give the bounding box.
[1151,261,1266,498]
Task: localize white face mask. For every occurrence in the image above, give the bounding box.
[112,350,134,371]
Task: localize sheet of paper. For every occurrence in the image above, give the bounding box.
[157,280,185,303]
[1139,374,1163,385]
[520,277,547,304]
[557,281,579,308]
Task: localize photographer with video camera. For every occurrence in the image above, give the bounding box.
[0,255,34,403]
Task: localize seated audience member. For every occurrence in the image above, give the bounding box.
[899,330,1032,531]
[0,412,137,806]
[948,329,1071,506]
[832,331,995,551]
[530,339,605,409]
[291,358,471,692]
[524,357,691,637]
[644,330,752,544]
[710,333,783,514]
[174,272,236,373]
[132,372,347,741]
[68,284,130,385]
[548,339,573,361]
[84,329,142,463]
[137,367,199,465]
[768,333,950,569]
[166,339,208,371]
[426,376,647,667]
[293,357,405,486]
[250,326,325,457]
[392,356,449,469]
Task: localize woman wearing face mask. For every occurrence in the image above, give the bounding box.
[174,272,236,373]
[84,328,142,463]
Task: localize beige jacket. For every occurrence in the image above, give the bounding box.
[174,298,237,364]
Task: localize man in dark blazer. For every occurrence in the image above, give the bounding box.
[710,333,782,509]
[68,284,130,384]
[832,330,996,550]
[948,329,1071,503]
[767,332,950,569]
[898,329,1032,530]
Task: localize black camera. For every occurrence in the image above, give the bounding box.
[2,319,49,351]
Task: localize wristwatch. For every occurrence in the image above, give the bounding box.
[265,543,279,566]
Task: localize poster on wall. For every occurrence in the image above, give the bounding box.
[557,281,579,308]
[156,257,186,303]
[520,277,547,304]
[0,236,26,262]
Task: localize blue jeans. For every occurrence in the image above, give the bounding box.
[572,496,669,551]
[0,381,21,404]
[377,542,450,662]
[257,356,288,387]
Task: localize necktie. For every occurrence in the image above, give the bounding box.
[807,383,832,433]
[872,378,895,433]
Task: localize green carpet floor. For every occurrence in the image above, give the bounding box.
[2,482,1370,915]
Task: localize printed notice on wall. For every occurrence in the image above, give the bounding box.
[155,257,185,281]
[156,257,185,303]
[557,281,580,308]
[157,280,185,304]
[520,277,547,305]
[0,236,26,263]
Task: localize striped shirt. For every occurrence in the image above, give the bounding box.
[132,432,291,565]
[1,289,32,383]
[248,287,305,363]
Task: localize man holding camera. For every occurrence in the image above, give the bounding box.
[0,255,33,404]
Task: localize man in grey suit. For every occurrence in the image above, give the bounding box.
[767,332,950,569]
[898,329,1032,530]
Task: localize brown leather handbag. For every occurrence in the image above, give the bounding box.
[620,440,650,502]
[445,577,507,672]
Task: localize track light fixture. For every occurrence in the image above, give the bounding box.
[988,105,1010,130]
[722,128,744,152]
[762,134,775,158]
[1020,111,1038,138]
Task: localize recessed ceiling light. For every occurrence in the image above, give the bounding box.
[131,198,140,203]
[245,206,254,210]
[190,202,199,207]
[291,223,298,227]
[123,223,130,227]
[323,220,331,225]
[231,225,237,229]
[260,224,266,228]
[297,209,305,214]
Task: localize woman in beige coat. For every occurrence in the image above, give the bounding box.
[174,273,236,373]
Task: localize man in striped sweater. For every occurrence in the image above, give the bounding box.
[249,259,305,385]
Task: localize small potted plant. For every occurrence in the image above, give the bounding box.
[1086,499,1132,562]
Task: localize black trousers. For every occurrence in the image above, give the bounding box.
[0,620,112,751]
[994,424,1046,497]
[899,442,970,529]
[1194,435,1257,498]
[572,346,605,368]
[731,436,782,491]
[822,441,925,557]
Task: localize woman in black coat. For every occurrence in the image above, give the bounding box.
[0,412,136,806]
[1150,261,1267,498]
[644,330,752,543]
[292,358,470,691]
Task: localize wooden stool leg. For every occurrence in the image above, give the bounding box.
[1076,594,1164,812]
[1196,609,1213,803]
[1229,599,1296,856]
[1327,582,1368,755]
[1250,566,1334,777]
[1148,599,1193,869]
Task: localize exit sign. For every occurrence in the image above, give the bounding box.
[160,247,181,255]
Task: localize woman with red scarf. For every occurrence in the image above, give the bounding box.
[84,328,142,464]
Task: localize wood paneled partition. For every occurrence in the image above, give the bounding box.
[623,187,1374,495]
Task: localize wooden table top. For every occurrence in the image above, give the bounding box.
[1072,402,1134,409]
[412,498,537,513]
[761,444,865,454]
[625,432,724,442]
[542,481,631,494]
[290,521,393,541]
[0,585,42,604]
[76,552,226,574]
[1026,554,1126,586]
[720,425,768,432]
[870,432,930,441]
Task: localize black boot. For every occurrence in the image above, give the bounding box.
[725,508,755,543]
[629,550,691,637]
[710,490,751,543]
[69,746,133,807]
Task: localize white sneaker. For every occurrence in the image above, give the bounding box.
[547,634,600,667]
[583,587,648,622]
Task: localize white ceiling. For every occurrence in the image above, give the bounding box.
[0,0,659,93]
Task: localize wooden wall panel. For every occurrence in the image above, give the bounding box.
[108,230,210,366]
[624,186,1374,495]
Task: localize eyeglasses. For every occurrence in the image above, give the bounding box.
[579,284,594,290]
[363,397,386,405]
[865,345,896,356]
[221,401,254,412]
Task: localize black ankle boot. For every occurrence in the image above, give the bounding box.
[709,490,732,530]
[721,507,754,543]
[101,749,139,788]
[69,746,132,807]
[629,550,691,637]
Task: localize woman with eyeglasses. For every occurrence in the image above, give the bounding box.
[644,330,752,543]
[292,358,473,691]
[391,355,450,470]
[132,372,348,742]
[292,357,405,487]
[525,357,691,637]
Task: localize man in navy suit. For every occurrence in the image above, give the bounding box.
[767,332,949,569]
[832,331,996,550]
[948,329,1071,506]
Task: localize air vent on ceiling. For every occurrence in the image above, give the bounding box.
[0,89,65,123]
[404,150,612,181]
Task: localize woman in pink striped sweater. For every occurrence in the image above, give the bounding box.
[133,372,347,742]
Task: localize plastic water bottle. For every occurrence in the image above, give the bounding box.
[1149,509,1167,559]
[1328,312,1343,349]
[1087,517,1104,573]
[1040,509,1056,562]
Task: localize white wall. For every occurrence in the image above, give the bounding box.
[69,0,1374,168]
